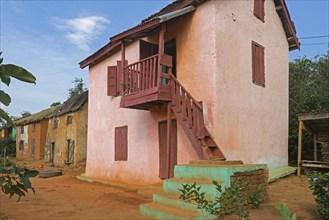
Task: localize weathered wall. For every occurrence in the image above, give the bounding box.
[15,125,29,159]
[27,120,48,160]
[85,0,290,184]
[75,103,88,164]
[45,106,87,166]
[212,0,289,169]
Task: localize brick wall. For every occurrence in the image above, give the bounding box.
[230,168,269,203]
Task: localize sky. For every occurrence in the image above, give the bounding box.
[0,0,328,117]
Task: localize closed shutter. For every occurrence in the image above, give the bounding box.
[116,60,128,95]
[254,0,265,21]
[252,42,265,87]
[107,66,117,96]
[115,126,128,161]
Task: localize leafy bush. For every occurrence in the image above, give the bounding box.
[0,137,16,157]
[179,180,264,220]
[280,202,297,220]
[0,159,39,201]
[308,172,329,219]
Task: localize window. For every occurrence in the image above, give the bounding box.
[66,116,73,125]
[20,126,24,134]
[53,118,59,129]
[252,41,265,87]
[107,66,118,96]
[254,0,265,22]
[115,126,128,161]
[19,140,24,151]
[32,124,36,132]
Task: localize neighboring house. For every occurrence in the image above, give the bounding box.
[15,107,57,160]
[44,91,88,166]
[80,0,299,185]
[0,125,14,139]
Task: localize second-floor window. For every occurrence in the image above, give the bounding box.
[53,118,59,129]
[252,41,265,87]
[66,116,73,125]
[254,0,265,22]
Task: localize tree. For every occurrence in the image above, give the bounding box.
[20,111,31,117]
[50,101,61,107]
[68,78,87,99]
[0,52,38,200]
[289,52,329,164]
[0,52,36,124]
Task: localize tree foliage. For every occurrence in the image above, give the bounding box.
[50,101,61,107]
[68,78,87,99]
[0,52,36,124]
[289,52,329,164]
[0,52,38,200]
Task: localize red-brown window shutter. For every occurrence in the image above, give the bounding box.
[252,42,265,87]
[115,126,128,161]
[107,66,117,96]
[254,0,265,21]
[116,60,128,95]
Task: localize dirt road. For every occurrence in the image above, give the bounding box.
[0,160,323,220]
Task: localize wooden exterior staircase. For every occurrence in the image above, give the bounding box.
[119,52,225,161]
[169,73,225,160]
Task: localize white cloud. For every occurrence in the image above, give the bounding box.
[54,16,110,51]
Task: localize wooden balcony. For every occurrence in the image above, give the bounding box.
[120,54,173,110]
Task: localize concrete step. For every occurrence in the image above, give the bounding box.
[140,201,201,219]
[189,160,243,165]
[153,191,199,211]
[163,178,224,200]
[174,164,267,185]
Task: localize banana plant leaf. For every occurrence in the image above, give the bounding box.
[0,90,11,106]
[0,108,13,124]
[0,64,36,84]
[0,72,11,86]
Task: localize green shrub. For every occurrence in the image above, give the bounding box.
[0,138,16,157]
[308,172,329,219]
[179,180,265,220]
[280,202,297,220]
[0,159,39,201]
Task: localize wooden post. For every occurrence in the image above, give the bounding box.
[166,102,172,178]
[314,134,318,161]
[297,120,303,177]
[158,23,166,87]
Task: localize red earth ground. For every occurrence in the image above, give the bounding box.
[0,159,324,220]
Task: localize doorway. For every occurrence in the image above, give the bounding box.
[164,39,177,77]
[31,139,35,158]
[50,142,55,163]
[66,139,75,164]
[159,119,177,179]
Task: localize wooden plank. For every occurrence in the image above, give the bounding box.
[186,98,193,128]
[122,87,158,99]
[297,121,303,176]
[182,92,187,121]
[145,60,150,89]
[157,23,166,87]
[166,102,172,178]
[198,103,205,138]
[107,66,117,96]
[160,54,173,67]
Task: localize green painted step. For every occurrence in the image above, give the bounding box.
[174,164,267,186]
[163,178,224,200]
[140,202,201,219]
[189,160,243,165]
[153,191,199,211]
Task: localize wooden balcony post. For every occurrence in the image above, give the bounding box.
[297,120,303,177]
[158,23,166,87]
[166,102,172,178]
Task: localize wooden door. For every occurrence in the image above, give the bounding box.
[31,139,35,158]
[159,120,177,179]
[50,142,55,163]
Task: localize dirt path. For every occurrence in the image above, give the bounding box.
[0,160,323,220]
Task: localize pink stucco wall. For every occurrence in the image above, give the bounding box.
[85,0,290,185]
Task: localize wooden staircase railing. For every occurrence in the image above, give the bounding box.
[168,73,225,160]
[123,54,160,95]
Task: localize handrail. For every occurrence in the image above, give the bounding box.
[169,72,204,139]
[125,54,159,69]
[168,73,203,110]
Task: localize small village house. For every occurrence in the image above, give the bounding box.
[80,0,299,185]
[15,107,57,160]
[44,91,88,166]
